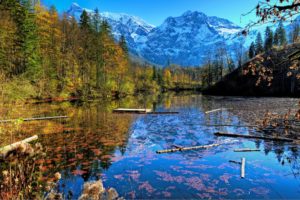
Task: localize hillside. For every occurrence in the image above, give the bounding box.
[203,43,300,97]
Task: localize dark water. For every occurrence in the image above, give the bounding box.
[2,93,300,199]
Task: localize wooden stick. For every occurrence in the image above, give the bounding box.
[241,158,245,178]
[205,108,226,114]
[214,132,294,142]
[113,108,152,114]
[0,135,38,157]
[229,160,242,164]
[156,143,220,154]
[234,148,260,152]
[0,116,68,123]
[201,124,258,128]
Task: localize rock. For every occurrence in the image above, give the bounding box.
[107,188,119,200]
[45,191,63,200]
[79,180,105,200]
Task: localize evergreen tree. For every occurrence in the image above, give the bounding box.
[273,31,279,46]
[277,21,287,46]
[264,26,273,51]
[255,32,264,55]
[79,10,91,31]
[290,21,300,43]
[119,35,128,55]
[92,8,101,33]
[248,42,255,58]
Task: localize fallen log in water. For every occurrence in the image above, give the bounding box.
[205,108,226,114]
[0,135,38,158]
[214,132,294,142]
[241,158,246,178]
[234,148,260,152]
[229,160,242,164]
[113,108,152,114]
[201,124,258,128]
[113,108,179,115]
[0,116,68,123]
[156,143,220,154]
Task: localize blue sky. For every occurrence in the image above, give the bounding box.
[42,0,260,27]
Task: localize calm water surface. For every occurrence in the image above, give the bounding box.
[2,93,300,199]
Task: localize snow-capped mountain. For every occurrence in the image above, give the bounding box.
[65,3,296,66]
[66,3,154,54]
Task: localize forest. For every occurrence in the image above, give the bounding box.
[0,0,208,102]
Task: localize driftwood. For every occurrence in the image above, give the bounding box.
[229,160,242,164]
[156,143,220,154]
[234,148,260,152]
[205,108,226,114]
[0,116,68,123]
[241,158,246,178]
[113,108,152,114]
[214,132,294,142]
[201,124,258,128]
[0,135,38,158]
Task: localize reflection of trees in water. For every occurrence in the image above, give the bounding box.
[254,139,300,178]
[35,102,135,181]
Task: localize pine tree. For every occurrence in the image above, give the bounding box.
[79,10,91,31]
[273,31,279,46]
[264,26,273,51]
[248,42,255,58]
[119,35,128,55]
[290,21,300,43]
[277,21,287,46]
[255,32,264,55]
[92,8,101,33]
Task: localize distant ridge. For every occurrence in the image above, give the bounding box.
[65,3,299,67]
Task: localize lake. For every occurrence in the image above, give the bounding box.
[1,93,300,199]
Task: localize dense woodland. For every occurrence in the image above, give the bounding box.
[0,0,206,102]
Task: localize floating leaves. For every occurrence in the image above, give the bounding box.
[72,170,87,176]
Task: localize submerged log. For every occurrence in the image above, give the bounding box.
[214,132,293,142]
[113,108,152,114]
[0,116,68,123]
[205,108,226,114]
[156,143,220,154]
[241,158,246,178]
[0,135,38,158]
[202,124,258,128]
[229,160,242,164]
[234,148,260,152]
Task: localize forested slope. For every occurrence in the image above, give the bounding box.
[203,43,300,97]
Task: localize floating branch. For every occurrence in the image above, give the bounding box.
[241,158,246,178]
[229,160,242,164]
[0,116,68,123]
[201,124,258,128]
[0,135,38,158]
[214,132,293,142]
[156,143,220,154]
[113,108,152,114]
[113,108,179,114]
[234,148,260,152]
[205,108,227,114]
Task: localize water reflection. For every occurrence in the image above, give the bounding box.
[1,93,300,199]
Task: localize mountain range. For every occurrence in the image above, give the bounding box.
[66,3,296,66]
